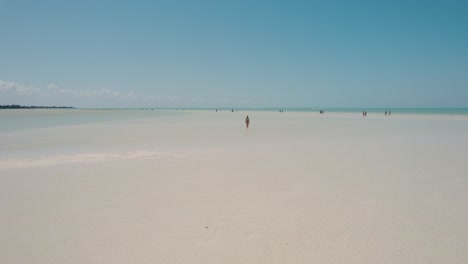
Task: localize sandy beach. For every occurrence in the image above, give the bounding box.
[1,110,468,263]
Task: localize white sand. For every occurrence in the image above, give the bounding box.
[1,110,468,263]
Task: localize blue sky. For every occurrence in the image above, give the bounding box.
[1,0,467,108]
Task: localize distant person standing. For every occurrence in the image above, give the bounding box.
[245,116,250,129]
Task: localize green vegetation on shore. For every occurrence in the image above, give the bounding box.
[0,105,74,109]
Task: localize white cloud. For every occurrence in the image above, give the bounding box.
[0,80,40,96]
[45,85,123,99]
[46,84,60,91]
[167,96,180,101]
[0,80,150,101]
[1,80,231,107]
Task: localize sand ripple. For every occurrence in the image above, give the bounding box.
[0,149,214,170]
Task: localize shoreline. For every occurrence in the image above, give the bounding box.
[3,107,468,115]
[0,105,74,109]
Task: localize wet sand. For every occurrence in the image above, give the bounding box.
[1,110,468,263]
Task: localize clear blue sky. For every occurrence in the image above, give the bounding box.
[1,0,467,108]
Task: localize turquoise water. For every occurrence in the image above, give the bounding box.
[301,108,468,115]
[0,109,184,132]
[1,108,467,133]
[189,107,468,115]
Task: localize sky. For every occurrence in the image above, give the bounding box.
[1,0,467,108]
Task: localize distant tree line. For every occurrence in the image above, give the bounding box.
[0,105,74,109]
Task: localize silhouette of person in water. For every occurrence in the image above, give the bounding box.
[245,116,250,129]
